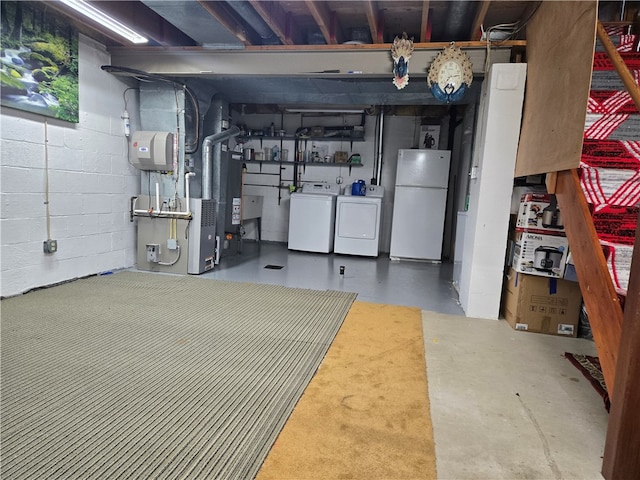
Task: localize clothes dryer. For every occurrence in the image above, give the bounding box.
[334,185,384,256]
[288,183,340,253]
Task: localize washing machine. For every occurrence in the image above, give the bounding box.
[288,183,341,253]
[334,185,384,257]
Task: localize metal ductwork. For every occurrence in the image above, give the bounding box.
[202,94,231,200]
[445,2,474,41]
[201,126,240,200]
[200,93,243,264]
[225,1,280,45]
[141,1,244,48]
[375,109,384,184]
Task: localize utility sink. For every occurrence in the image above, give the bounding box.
[242,195,263,220]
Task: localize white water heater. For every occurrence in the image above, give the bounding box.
[131,131,174,171]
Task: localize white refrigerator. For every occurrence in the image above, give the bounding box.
[390,149,451,261]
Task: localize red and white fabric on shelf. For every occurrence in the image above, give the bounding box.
[580,30,639,296]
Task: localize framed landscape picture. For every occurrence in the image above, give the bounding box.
[1,1,79,123]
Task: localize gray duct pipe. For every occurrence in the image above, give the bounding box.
[446,2,473,40]
[226,1,280,45]
[201,125,240,200]
[375,109,384,183]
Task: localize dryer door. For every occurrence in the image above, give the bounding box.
[336,201,380,239]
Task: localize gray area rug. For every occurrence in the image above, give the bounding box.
[1,271,356,479]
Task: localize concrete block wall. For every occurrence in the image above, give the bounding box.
[0,35,140,297]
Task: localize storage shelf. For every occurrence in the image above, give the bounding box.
[239,159,363,175]
[239,160,362,167]
[235,114,366,205]
[305,136,364,142]
[238,135,365,142]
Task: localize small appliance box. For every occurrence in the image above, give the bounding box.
[512,231,569,278]
[503,268,582,337]
[334,151,349,163]
[516,193,565,235]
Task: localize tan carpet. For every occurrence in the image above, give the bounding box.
[256,301,437,480]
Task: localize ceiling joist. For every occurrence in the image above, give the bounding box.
[249,1,303,46]
[420,1,431,42]
[470,1,492,41]
[305,0,344,45]
[364,0,381,44]
[198,1,252,46]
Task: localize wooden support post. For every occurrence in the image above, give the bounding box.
[554,170,623,393]
[602,219,640,479]
[597,21,640,111]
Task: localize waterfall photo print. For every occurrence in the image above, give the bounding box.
[1,1,79,123]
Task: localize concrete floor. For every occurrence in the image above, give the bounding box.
[205,241,608,480]
[205,241,464,314]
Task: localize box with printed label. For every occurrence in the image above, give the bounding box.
[334,151,349,163]
[502,268,581,337]
[516,193,565,235]
[512,231,569,278]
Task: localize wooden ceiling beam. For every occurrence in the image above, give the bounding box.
[470,1,491,41]
[364,0,381,44]
[377,13,385,44]
[198,0,252,46]
[305,0,344,45]
[420,1,431,42]
[249,0,303,46]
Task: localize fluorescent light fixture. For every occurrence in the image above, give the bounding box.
[59,0,148,44]
[285,108,365,114]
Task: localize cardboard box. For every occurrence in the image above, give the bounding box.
[512,231,569,278]
[503,268,582,336]
[334,151,348,163]
[564,251,578,282]
[516,193,565,235]
[510,186,545,214]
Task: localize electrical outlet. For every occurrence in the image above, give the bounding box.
[43,239,57,254]
[168,198,176,209]
[146,244,160,263]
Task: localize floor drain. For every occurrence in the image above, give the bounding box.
[264,264,284,270]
